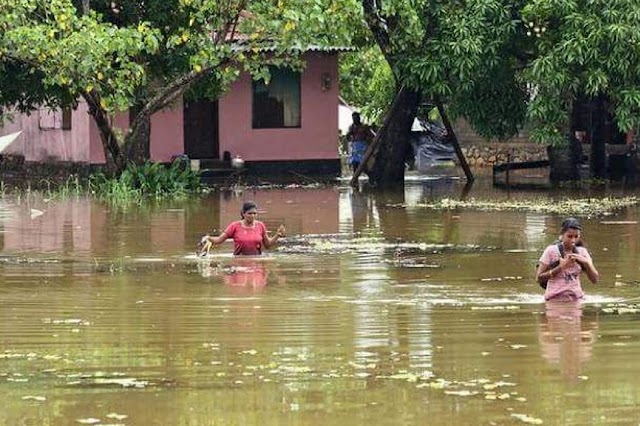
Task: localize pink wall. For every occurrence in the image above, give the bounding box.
[218,52,340,161]
[0,104,92,162]
[3,52,339,165]
[150,99,184,162]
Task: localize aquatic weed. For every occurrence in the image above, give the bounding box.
[89,159,203,208]
[414,196,638,216]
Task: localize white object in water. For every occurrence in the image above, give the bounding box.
[30,209,44,219]
[0,131,22,153]
[231,156,245,169]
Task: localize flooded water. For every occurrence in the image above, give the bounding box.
[1,177,640,425]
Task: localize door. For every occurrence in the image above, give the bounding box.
[183,99,219,159]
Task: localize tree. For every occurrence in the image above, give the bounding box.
[0,0,354,174]
[0,0,161,172]
[522,0,640,179]
[356,0,530,187]
[348,0,640,186]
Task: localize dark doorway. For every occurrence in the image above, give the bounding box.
[184,99,219,159]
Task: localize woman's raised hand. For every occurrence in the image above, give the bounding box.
[277,225,286,238]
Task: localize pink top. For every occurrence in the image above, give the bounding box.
[224,220,268,256]
[539,245,591,301]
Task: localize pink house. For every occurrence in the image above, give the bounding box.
[0,50,346,176]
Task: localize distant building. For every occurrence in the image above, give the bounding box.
[0,49,349,176]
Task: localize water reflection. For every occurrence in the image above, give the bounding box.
[349,188,378,233]
[3,180,640,425]
[0,188,341,255]
[197,257,273,293]
[538,301,599,384]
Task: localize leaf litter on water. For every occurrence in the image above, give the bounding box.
[415,196,637,215]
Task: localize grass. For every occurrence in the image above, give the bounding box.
[88,160,203,207]
[0,159,203,208]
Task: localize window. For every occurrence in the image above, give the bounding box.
[38,107,72,130]
[252,67,301,128]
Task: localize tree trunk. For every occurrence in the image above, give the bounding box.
[124,113,151,165]
[366,87,420,188]
[435,99,474,183]
[548,136,581,184]
[121,68,214,168]
[590,95,607,179]
[82,91,123,175]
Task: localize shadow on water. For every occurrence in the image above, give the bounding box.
[1,175,640,424]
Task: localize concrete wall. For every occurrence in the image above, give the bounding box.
[1,104,92,162]
[218,52,340,161]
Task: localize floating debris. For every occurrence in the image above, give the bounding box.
[416,196,637,215]
[601,303,639,315]
[600,221,637,225]
[106,413,128,421]
[76,419,101,425]
[509,345,528,350]
[444,389,479,396]
[30,209,44,219]
[73,377,149,388]
[483,381,516,390]
[511,413,543,424]
[22,395,46,402]
[43,318,91,326]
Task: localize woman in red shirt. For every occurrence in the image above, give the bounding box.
[198,201,285,256]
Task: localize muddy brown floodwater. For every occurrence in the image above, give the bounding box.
[1,177,640,425]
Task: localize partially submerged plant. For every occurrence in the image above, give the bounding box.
[89,158,202,207]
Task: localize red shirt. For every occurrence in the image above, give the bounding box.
[224,220,267,255]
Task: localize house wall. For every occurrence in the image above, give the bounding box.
[2,52,340,166]
[218,52,340,161]
[0,103,92,162]
[150,101,184,162]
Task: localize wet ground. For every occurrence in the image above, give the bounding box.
[1,176,640,425]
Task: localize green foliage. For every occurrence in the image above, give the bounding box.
[450,61,529,140]
[1,0,356,170]
[347,0,640,147]
[0,0,158,113]
[351,0,532,139]
[89,158,202,205]
[340,46,395,123]
[522,0,640,142]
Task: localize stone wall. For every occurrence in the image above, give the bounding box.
[460,142,547,168]
[454,119,547,167]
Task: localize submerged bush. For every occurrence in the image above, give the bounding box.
[89,159,202,204]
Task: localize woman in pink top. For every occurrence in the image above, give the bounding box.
[198,201,285,256]
[536,217,599,301]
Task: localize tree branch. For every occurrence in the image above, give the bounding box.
[362,0,393,62]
